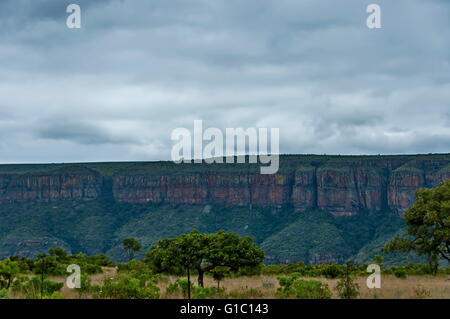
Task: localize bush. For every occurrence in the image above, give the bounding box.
[277,274,332,299]
[0,288,10,299]
[13,277,64,299]
[394,269,407,279]
[93,274,160,299]
[335,264,360,299]
[166,279,193,298]
[228,287,264,299]
[87,254,114,267]
[320,264,343,279]
[43,292,65,299]
[192,287,227,299]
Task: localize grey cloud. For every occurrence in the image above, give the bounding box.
[0,0,449,163]
[36,120,138,145]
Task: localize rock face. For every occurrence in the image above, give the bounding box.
[0,167,101,203]
[0,155,449,215]
[111,156,450,215]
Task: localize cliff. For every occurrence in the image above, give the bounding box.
[112,155,450,215]
[0,166,101,203]
[0,155,449,215]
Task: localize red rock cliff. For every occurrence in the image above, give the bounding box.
[1,156,449,215]
[111,157,450,215]
[0,167,101,203]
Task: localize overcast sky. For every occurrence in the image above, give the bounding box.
[0,0,449,163]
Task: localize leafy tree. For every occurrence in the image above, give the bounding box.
[122,238,142,261]
[145,230,265,297]
[383,181,450,272]
[210,266,231,289]
[191,230,264,287]
[0,259,20,289]
[48,247,69,262]
[335,261,359,299]
[145,231,205,298]
[33,255,59,299]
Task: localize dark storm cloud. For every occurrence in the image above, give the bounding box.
[0,0,449,163]
[36,120,139,145]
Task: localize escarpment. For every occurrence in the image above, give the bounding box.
[1,155,449,215]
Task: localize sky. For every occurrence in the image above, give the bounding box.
[0,0,449,163]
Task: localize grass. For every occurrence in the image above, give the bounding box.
[36,268,450,299]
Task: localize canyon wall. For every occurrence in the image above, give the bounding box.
[1,156,449,215]
[0,167,101,203]
[112,156,450,215]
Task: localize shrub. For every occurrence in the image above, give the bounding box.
[335,262,360,299]
[320,264,343,279]
[87,254,114,267]
[0,288,10,299]
[192,287,227,299]
[166,279,193,298]
[43,292,65,299]
[277,275,332,299]
[13,277,64,299]
[93,274,160,299]
[394,269,407,279]
[229,287,264,299]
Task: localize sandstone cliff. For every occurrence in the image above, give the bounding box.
[111,155,450,215]
[0,166,101,203]
[0,155,449,215]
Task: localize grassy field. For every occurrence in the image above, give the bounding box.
[45,267,450,299]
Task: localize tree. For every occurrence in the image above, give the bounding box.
[335,261,359,299]
[383,181,450,271]
[122,238,142,261]
[210,266,230,289]
[145,231,205,299]
[145,230,265,298]
[0,259,20,289]
[194,230,264,288]
[48,247,68,262]
[33,255,59,299]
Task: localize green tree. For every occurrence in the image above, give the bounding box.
[122,238,142,261]
[210,266,230,289]
[33,255,59,299]
[195,230,264,288]
[383,181,450,272]
[0,259,20,289]
[145,230,264,297]
[48,247,68,262]
[145,231,205,299]
[335,261,360,299]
